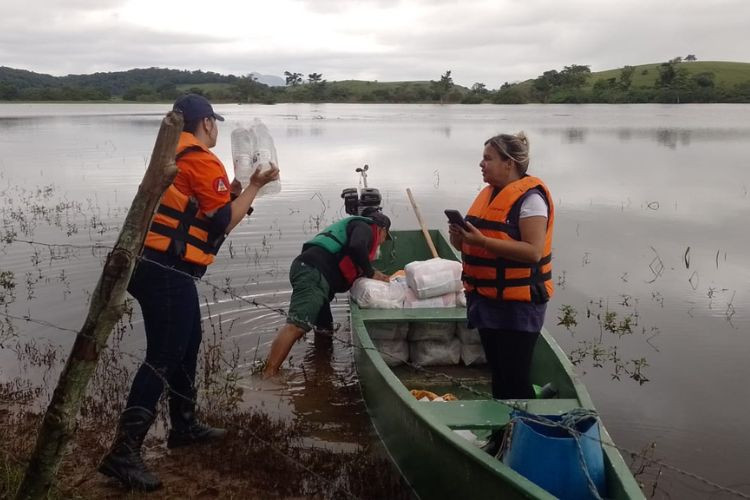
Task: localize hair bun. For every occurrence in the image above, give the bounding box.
[516,131,528,145]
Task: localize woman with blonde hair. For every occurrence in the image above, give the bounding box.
[449,132,554,401]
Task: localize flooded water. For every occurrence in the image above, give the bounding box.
[2,102,750,498]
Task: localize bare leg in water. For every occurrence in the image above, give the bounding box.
[263,323,306,378]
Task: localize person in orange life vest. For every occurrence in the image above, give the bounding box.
[262,208,392,378]
[99,94,279,492]
[448,132,554,402]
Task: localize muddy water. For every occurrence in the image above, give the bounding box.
[2,102,750,498]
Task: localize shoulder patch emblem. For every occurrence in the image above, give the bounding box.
[214,177,229,193]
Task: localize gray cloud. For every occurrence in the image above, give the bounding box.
[294,0,401,14]
[2,0,749,86]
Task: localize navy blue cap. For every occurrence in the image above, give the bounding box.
[361,208,392,240]
[173,94,224,122]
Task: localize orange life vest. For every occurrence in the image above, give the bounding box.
[462,176,554,303]
[143,145,225,267]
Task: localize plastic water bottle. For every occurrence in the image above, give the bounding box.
[251,119,281,196]
[231,127,256,188]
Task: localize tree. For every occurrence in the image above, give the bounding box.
[284,71,302,86]
[156,82,178,100]
[655,60,690,103]
[234,74,261,103]
[123,84,156,101]
[656,61,678,88]
[669,56,683,64]
[0,82,19,100]
[471,82,488,95]
[692,72,715,88]
[532,70,560,102]
[307,73,323,84]
[431,70,454,103]
[685,54,697,62]
[559,64,591,89]
[619,66,635,90]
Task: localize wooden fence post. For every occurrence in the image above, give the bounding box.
[14,111,183,500]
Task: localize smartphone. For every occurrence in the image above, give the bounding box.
[444,209,468,230]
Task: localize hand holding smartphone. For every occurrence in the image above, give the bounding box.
[444,209,468,230]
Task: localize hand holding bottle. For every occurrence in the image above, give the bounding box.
[249,162,280,189]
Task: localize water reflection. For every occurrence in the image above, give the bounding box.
[286,125,304,137]
[655,128,691,149]
[564,128,586,143]
[3,103,750,499]
[287,331,367,446]
[539,125,750,148]
[433,125,451,138]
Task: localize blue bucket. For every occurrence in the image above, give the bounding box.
[502,412,606,500]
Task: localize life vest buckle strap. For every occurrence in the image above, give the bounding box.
[463,271,552,289]
[156,204,212,233]
[465,215,521,240]
[149,222,218,255]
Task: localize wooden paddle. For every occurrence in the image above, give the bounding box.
[406,188,439,259]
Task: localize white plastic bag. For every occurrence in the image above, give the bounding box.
[368,322,408,341]
[372,339,409,367]
[410,338,461,366]
[461,343,487,366]
[403,287,456,309]
[405,258,463,299]
[457,323,482,345]
[350,278,406,309]
[408,321,457,342]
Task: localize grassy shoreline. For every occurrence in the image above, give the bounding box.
[3,61,750,105]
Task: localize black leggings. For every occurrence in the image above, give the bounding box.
[479,329,540,400]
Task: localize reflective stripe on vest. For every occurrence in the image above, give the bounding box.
[143,145,224,267]
[304,217,379,287]
[461,176,554,303]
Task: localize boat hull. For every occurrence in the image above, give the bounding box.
[350,230,644,500]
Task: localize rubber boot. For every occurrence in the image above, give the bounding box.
[98,407,162,491]
[167,397,226,449]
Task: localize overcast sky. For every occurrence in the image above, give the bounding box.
[2,0,749,87]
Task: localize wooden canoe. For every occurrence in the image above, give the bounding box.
[350,229,644,500]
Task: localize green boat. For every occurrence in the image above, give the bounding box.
[350,229,644,500]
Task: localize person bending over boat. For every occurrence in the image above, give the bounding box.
[449,132,554,400]
[99,94,279,492]
[263,208,392,378]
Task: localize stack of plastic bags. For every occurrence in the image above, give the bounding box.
[457,323,486,366]
[349,258,484,367]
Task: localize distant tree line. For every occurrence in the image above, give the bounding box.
[493,56,750,104]
[0,66,241,102]
[2,60,750,104]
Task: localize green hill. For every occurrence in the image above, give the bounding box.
[498,60,750,104]
[588,61,750,88]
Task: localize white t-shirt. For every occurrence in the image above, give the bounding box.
[519,192,548,219]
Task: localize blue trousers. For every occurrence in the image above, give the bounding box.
[125,258,203,412]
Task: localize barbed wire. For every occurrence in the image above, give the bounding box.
[0,309,359,498]
[2,239,749,499]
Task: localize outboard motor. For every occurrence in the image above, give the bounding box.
[341,164,383,215]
